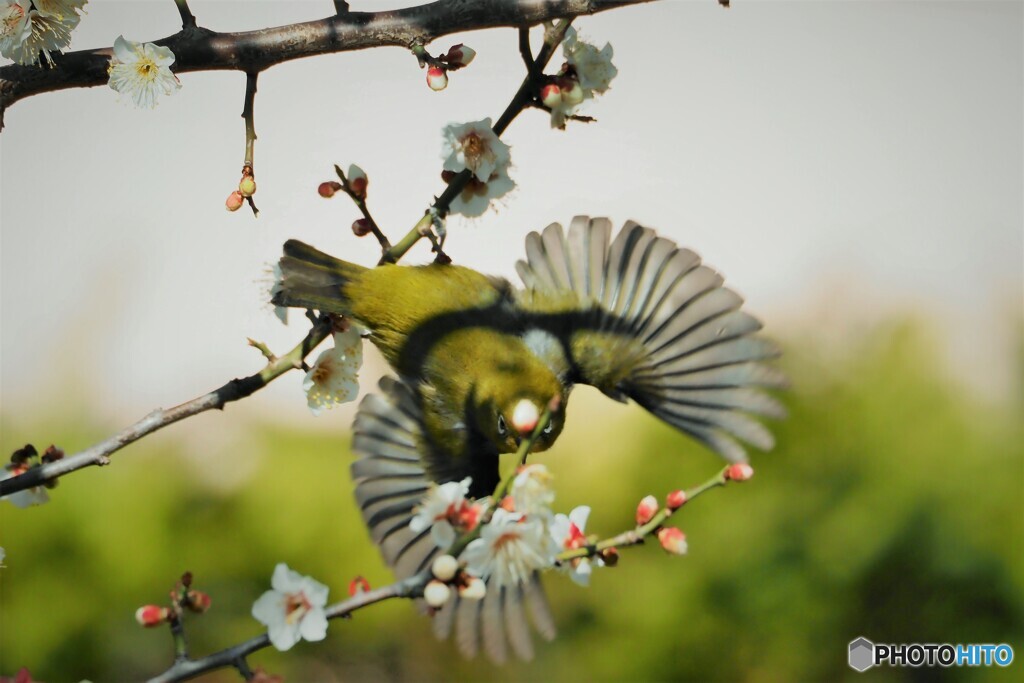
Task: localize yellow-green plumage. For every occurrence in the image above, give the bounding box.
[275,216,786,665]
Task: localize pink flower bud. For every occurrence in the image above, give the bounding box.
[431,554,459,582]
[238,176,257,198]
[725,463,754,482]
[424,579,451,608]
[636,494,659,525]
[352,218,373,237]
[426,66,448,91]
[445,44,476,67]
[657,527,688,555]
[186,590,211,613]
[666,489,687,510]
[135,605,169,627]
[540,83,562,108]
[318,181,342,198]
[348,575,370,596]
[347,164,368,198]
[225,191,244,212]
[560,78,584,106]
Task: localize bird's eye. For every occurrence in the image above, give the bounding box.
[497,414,507,436]
[543,421,554,434]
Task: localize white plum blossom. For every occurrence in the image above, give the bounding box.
[0,0,83,66]
[562,26,617,94]
[0,2,31,60]
[107,35,181,108]
[303,324,364,416]
[251,563,329,651]
[1,465,49,508]
[409,477,485,549]
[462,508,558,588]
[548,26,618,129]
[440,118,514,217]
[550,505,602,586]
[509,463,554,517]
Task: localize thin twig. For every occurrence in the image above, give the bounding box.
[333,0,351,15]
[173,0,197,30]
[0,317,333,497]
[242,73,258,167]
[333,164,392,253]
[146,572,427,683]
[381,19,574,264]
[556,467,732,562]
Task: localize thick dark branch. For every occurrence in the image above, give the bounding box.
[0,0,654,123]
[0,317,333,498]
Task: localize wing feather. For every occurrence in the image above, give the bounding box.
[351,377,556,663]
[516,217,784,462]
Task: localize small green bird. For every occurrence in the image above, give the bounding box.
[273,216,785,661]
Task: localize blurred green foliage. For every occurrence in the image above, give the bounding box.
[1,319,1021,682]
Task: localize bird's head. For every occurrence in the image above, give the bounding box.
[474,360,565,453]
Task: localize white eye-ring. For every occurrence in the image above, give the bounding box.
[497,414,507,436]
[543,421,554,434]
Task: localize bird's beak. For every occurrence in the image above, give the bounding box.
[511,399,540,435]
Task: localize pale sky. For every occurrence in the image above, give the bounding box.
[1,1,1021,435]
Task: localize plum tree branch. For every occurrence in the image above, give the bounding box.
[147,572,428,683]
[0,316,334,498]
[0,0,656,127]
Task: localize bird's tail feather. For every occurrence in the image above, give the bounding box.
[272,240,367,314]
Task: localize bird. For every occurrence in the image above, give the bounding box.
[272,216,786,662]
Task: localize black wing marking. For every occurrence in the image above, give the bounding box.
[350,377,556,661]
[515,216,786,462]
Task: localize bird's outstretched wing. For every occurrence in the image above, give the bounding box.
[515,217,786,463]
[351,377,556,662]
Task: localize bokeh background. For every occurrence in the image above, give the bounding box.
[1,1,1021,681]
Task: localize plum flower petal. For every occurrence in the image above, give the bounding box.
[107,35,181,108]
[1,0,81,66]
[252,563,329,652]
[551,505,601,586]
[563,27,617,94]
[409,477,485,549]
[509,463,554,517]
[441,118,509,182]
[303,325,363,416]
[441,119,515,216]
[462,508,558,588]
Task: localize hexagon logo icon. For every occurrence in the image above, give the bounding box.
[849,637,875,672]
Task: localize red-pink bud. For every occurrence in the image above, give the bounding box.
[725,463,754,482]
[666,489,687,510]
[540,83,562,108]
[135,605,169,627]
[318,181,342,198]
[186,590,211,613]
[636,494,659,525]
[426,66,448,91]
[445,44,476,67]
[657,527,688,555]
[348,575,370,597]
[225,191,244,212]
[346,164,368,198]
[351,218,373,237]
